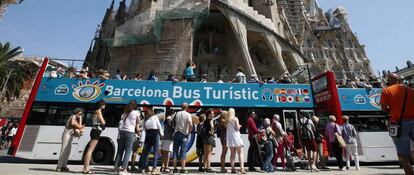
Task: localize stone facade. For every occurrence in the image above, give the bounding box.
[84,0,373,82]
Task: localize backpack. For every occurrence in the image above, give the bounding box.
[300,119,313,141]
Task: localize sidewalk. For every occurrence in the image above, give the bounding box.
[0,163,405,175]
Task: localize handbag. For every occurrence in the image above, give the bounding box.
[389,87,408,138]
[335,132,346,148]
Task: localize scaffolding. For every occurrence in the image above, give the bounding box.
[110,0,210,47]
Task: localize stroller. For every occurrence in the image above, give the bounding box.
[283,134,306,171]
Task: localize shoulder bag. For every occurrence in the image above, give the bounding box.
[389,87,408,138]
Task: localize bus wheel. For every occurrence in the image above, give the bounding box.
[91,140,113,165]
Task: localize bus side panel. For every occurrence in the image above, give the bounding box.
[358,132,398,162]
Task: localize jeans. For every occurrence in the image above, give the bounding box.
[396,120,414,156]
[262,141,274,172]
[140,130,160,169]
[172,132,189,160]
[248,135,261,168]
[114,130,135,169]
[345,143,359,169]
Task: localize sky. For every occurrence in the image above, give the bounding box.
[0,0,413,74]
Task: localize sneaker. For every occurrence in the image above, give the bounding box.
[60,167,70,172]
[173,168,178,174]
[220,168,227,173]
[356,167,360,171]
[346,166,350,170]
[198,167,204,172]
[339,167,346,171]
[207,169,215,173]
[130,166,138,172]
[180,169,189,174]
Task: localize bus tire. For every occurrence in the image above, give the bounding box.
[91,139,114,165]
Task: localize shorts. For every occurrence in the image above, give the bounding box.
[90,129,102,140]
[304,140,317,152]
[396,120,414,156]
[203,136,216,147]
[161,140,173,152]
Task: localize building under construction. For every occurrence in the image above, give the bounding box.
[84,0,373,82]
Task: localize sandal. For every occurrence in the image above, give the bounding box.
[231,169,237,174]
[240,169,247,174]
[164,168,171,173]
[82,170,94,174]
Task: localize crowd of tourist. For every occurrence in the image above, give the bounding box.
[55,100,366,175]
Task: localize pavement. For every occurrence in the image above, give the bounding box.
[0,150,406,175]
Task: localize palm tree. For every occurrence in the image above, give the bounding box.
[0,42,36,101]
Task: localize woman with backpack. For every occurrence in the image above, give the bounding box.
[114,100,141,175]
[299,114,319,172]
[202,110,216,173]
[196,114,206,172]
[83,100,106,174]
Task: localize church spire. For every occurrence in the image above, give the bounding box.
[110,0,115,10]
[115,0,127,26]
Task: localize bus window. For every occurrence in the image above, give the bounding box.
[102,105,124,127]
[26,103,48,125]
[46,105,82,125]
[351,115,388,132]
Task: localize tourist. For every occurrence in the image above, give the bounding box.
[147,70,158,81]
[133,73,143,80]
[200,74,208,83]
[114,100,141,175]
[184,60,196,82]
[202,110,216,173]
[121,74,127,80]
[172,103,193,174]
[278,73,291,84]
[140,106,163,175]
[380,73,414,175]
[165,74,177,82]
[326,115,344,171]
[98,69,110,80]
[311,116,328,169]
[67,67,77,78]
[56,108,84,172]
[235,66,246,83]
[341,115,360,170]
[299,113,319,172]
[196,114,205,172]
[0,120,9,149]
[83,100,106,174]
[4,122,17,150]
[160,110,174,173]
[78,68,89,79]
[246,110,261,171]
[262,118,275,172]
[226,108,246,174]
[113,69,122,80]
[218,110,228,173]
[247,74,260,83]
[271,114,287,170]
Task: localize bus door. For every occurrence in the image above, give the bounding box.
[283,110,300,147]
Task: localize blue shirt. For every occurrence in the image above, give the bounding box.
[341,123,357,144]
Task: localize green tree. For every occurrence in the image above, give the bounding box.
[0,42,36,101]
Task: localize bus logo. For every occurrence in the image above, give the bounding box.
[367,90,381,109]
[72,80,105,102]
[55,84,69,95]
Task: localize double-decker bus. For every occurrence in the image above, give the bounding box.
[9,58,315,164]
[312,71,397,162]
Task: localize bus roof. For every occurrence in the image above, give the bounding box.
[36,78,314,108]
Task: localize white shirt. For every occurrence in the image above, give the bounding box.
[174,110,192,135]
[120,110,140,133]
[8,127,17,137]
[144,114,164,137]
[274,121,286,136]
